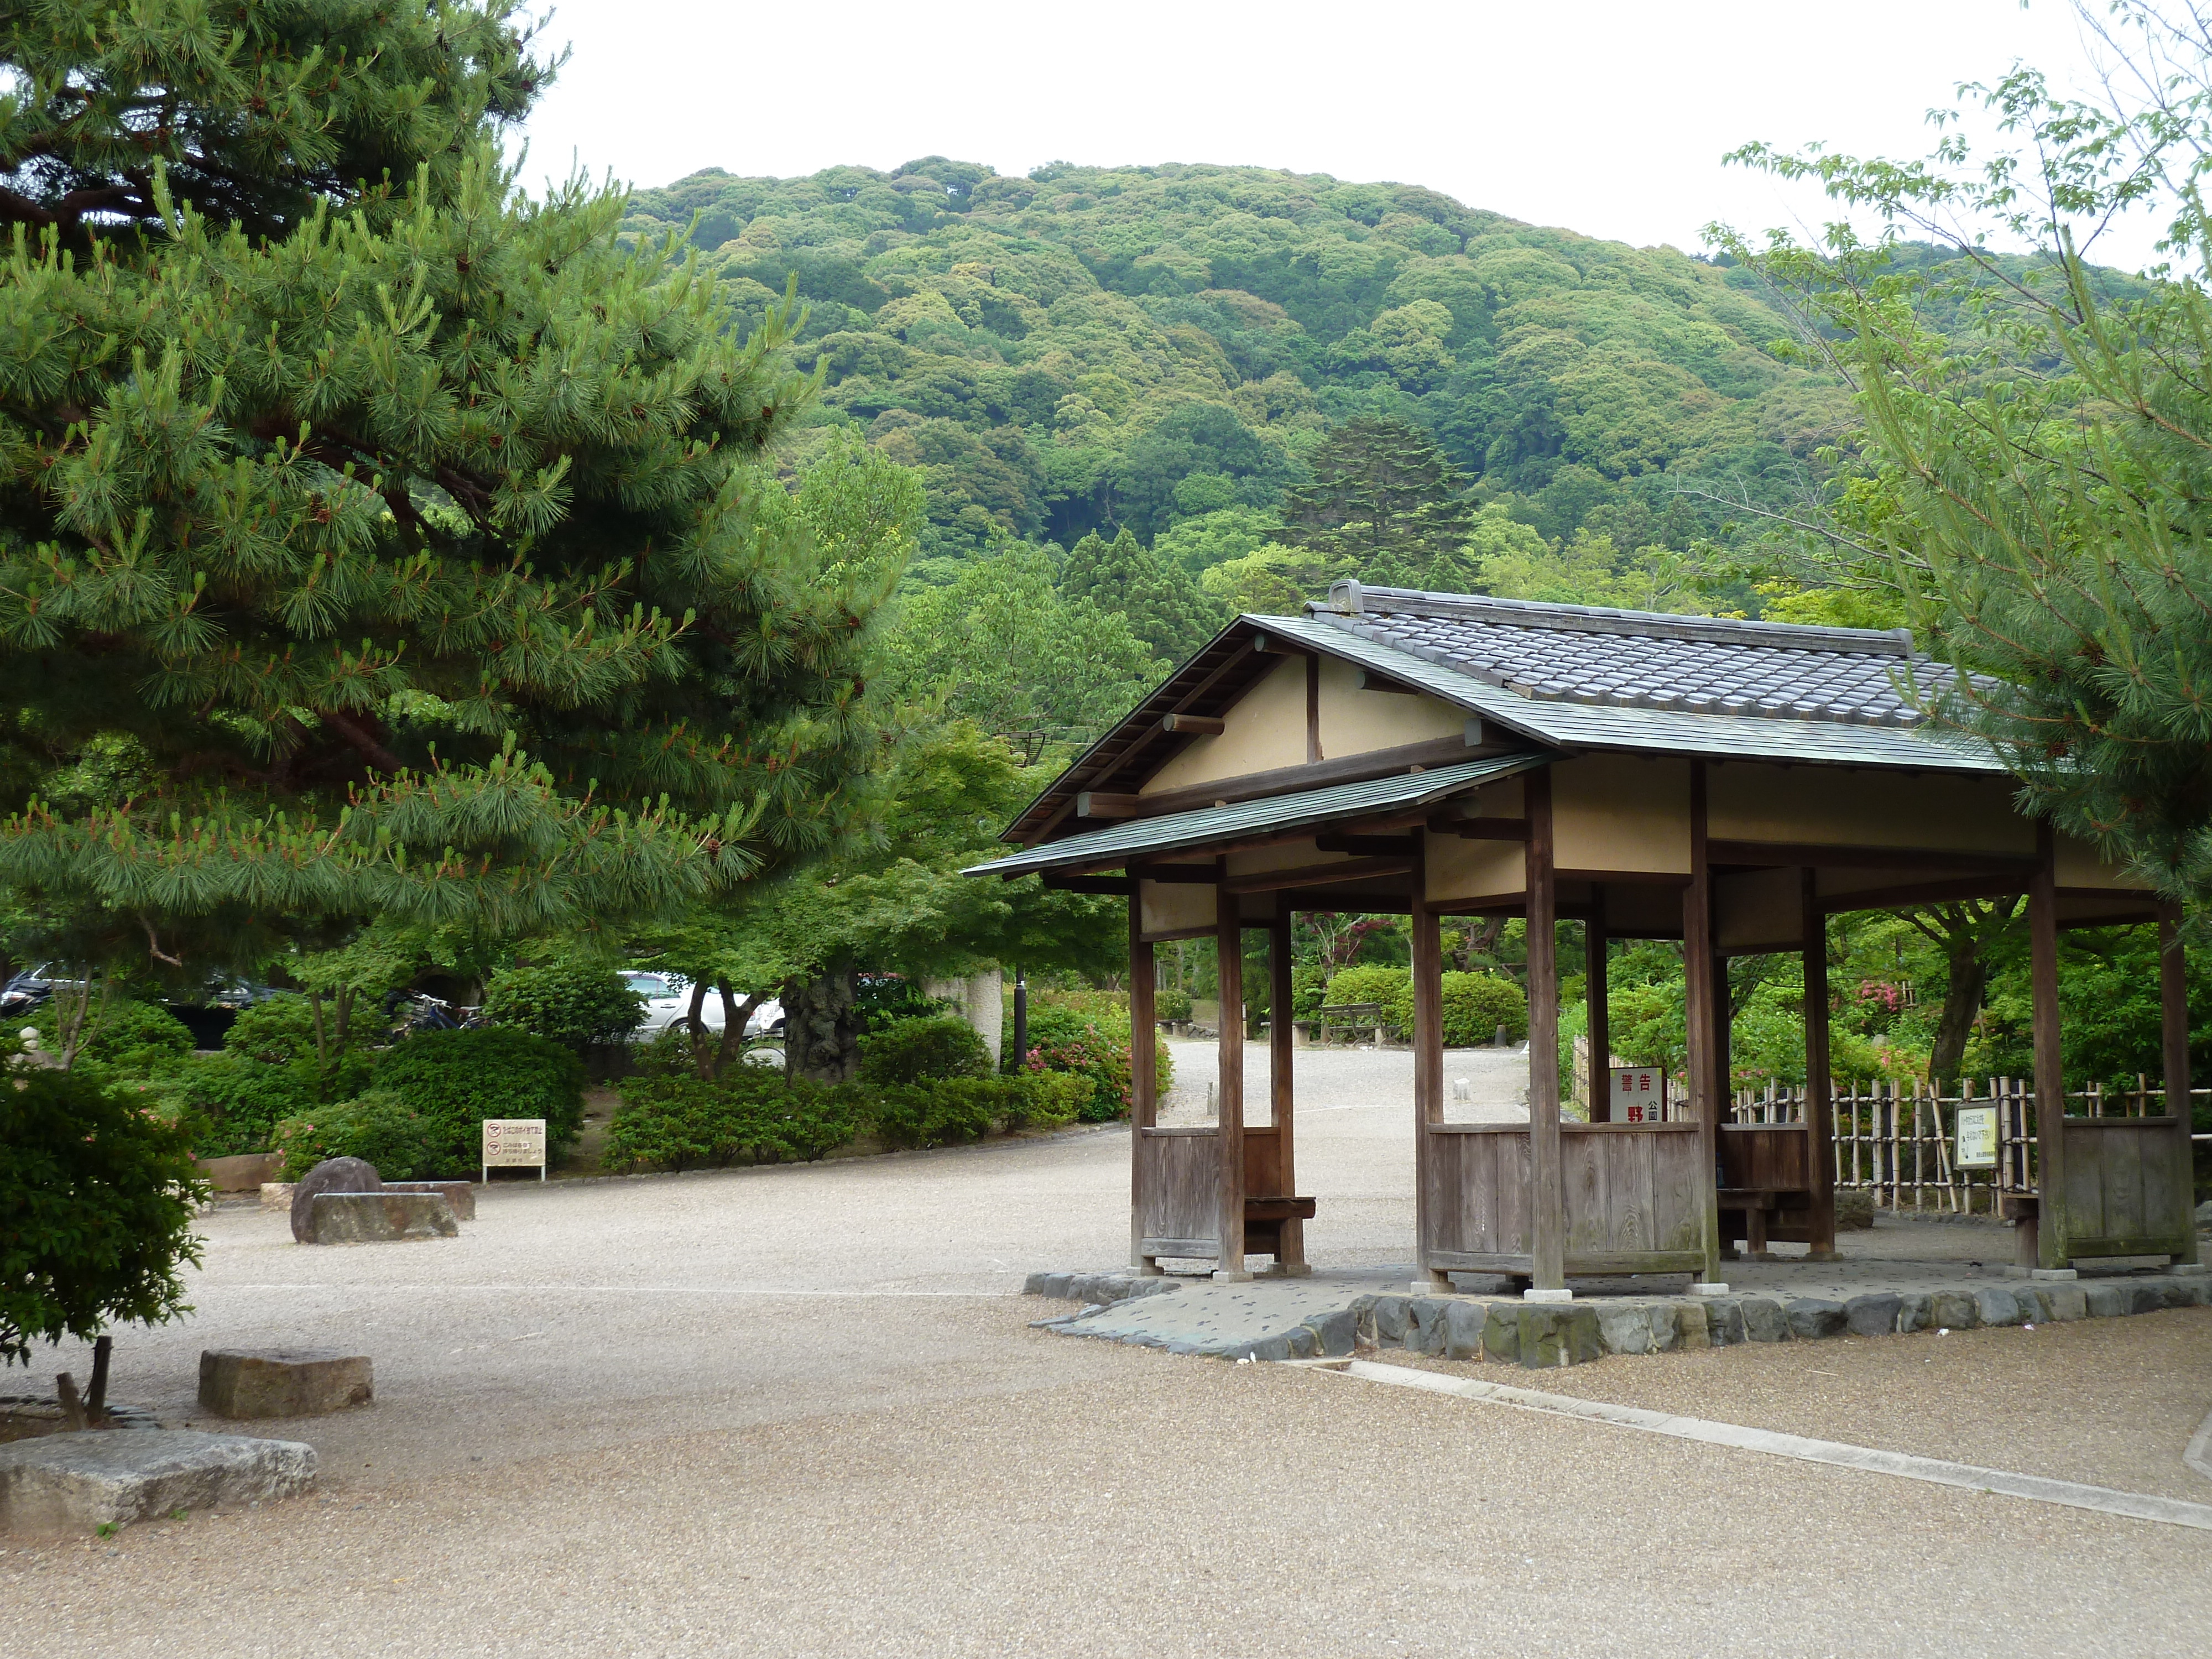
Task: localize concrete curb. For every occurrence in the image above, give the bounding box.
[1026,1267,2212,1366]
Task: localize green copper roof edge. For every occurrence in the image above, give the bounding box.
[962,750,1548,880]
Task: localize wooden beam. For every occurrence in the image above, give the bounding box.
[1446,817,1530,841]
[1314,833,1420,856]
[1269,909,1305,1272]
[1120,734,1495,820]
[2031,822,2067,1270]
[1411,837,1450,1292]
[1305,653,1322,765]
[1129,899,1156,1272]
[1075,791,1141,820]
[1682,760,1723,1281]
[1816,873,2031,914]
[2160,899,2199,1267]
[1358,670,1424,694]
[1043,874,1133,895]
[1587,894,1610,1123]
[1709,838,2036,875]
[1215,882,1248,1281]
[1161,713,1224,735]
[1526,768,1566,1292]
[1219,856,1412,895]
[1801,868,1837,1259]
[1131,863,1218,884]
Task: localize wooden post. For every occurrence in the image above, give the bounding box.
[1214,888,1249,1281]
[1587,892,1611,1123]
[1801,869,1837,1258]
[2030,822,2068,1270]
[1526,767,1567,1293]
[1411,835,1451,1291]
[1269,905,1309,1275]
[2160,901,2201,1267]
[1682,760,1723,1282]
[1129,896,1159,1274]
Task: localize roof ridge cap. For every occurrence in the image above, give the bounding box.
[1314,581,1917,658]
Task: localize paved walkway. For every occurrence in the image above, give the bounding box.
[4,1051,2209,1657]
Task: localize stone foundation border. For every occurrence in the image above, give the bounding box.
[1024,1268,2212,1367]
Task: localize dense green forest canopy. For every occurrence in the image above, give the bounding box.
[622,158,1858,589]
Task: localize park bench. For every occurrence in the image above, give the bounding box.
[1718,1120,1818,1259]
[1312,1002,1393,1046]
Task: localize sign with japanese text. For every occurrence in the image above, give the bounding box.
[1610,1067,1667,1124]
[1954,1104,1999,1169]
[482,1118,547,1178]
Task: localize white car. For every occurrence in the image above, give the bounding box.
[622,972,782,1040]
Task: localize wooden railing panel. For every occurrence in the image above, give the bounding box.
[1424,1127,1530,1259]
[1137,1127,1219,1250]
[1720,1123,1812,1192]
[2060,1117,2189,1254]
[1562,1124,1703,1256]
[1243,1125,1284,1199]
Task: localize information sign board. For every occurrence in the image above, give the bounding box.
[482,1117,548,1182]
[1954,1104,1999,1169]
[1609,1067,1668,1124]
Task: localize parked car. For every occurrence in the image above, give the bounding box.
[621,972,783,1039]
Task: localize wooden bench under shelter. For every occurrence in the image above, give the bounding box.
[964,583,2199,1289]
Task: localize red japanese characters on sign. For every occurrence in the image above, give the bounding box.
[1609,1067,1667,1123]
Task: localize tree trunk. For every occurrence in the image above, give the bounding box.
[1929,943,1989,1089]
[713,981,767,1080]
[781,968,863,1083]
[685,978,713,1078]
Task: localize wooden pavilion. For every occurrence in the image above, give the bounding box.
[966,583,2199,1293]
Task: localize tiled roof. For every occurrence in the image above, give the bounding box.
[1317,583,1929,728]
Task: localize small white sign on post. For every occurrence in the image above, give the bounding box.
[482,1118,547,1183]
[1954,1104,1999,1169]
[1609,1066,1667,1123]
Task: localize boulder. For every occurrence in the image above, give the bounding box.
[1843,1292,1902,1337]
[1366,1295,1411,1346]
[1479,1303,1520,1365]
[1739,1296,1789,1343]
[259,1182,295,1212]
[1442,1300,1487,1360]
[1404,1298,1450,1355]
[1303,1307,1359,1358]
[289,1156,383,1243]
[197,1350,372,1419]
[0,1430,315,1535]
[382,1180,476,1221]
[305,1192,457,1244]
[1785,1297,1849,1340]
[1835,1188,1875,1230]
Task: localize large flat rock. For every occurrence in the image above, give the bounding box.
[382,1180,476,1220]
[0,1431,315,1535]
[306,1191,458,1244]
[199,1349,373,1418]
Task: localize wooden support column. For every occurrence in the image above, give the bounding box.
[2030,822,2068,1270]
[2160,901,2201,1267]
[1267,906,1309,1275]
[1129,897,1160,1274]
[1587,891,1610,1123]
[1526,768,1567,1293]
[1411,834,1451,1292]
[1682,760,1723,1282]
[1801,869,1837,1259]
[1214,886,1250,1281]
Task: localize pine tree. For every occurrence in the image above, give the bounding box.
[0,1,890,977]
[1060,528,1230,666]
[1279,416,1480,589]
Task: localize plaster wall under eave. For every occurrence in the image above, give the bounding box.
[1707,761,2031,854]
[1314,656,1468,755]
[1141,658,1305,796]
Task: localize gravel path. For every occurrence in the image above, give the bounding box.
[5,1046,2208,1657]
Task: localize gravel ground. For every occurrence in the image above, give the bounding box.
[6,1046,2208,1657]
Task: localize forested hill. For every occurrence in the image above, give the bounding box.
[624,158,1851,595]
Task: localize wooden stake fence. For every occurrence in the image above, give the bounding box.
[1728,1079,2212,1214]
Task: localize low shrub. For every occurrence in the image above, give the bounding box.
[867,1072,1092,1148]
[858,1015,991,1087]
[1154,988,1193,1024]
[369,1027,586,1177]
[486,962,644,1050]
[1,1067,206,1364]
[223,994,332,1065]
[1017,1006,1170,1122]
[32,998,195,1071]
[603,1068,862,1172]
[155,1051,331,1158]
[272,1090,446,1181]
[1321,964,1411,1012]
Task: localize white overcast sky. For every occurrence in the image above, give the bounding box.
[514,0,2167,269]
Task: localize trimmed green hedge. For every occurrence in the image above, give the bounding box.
[486,962,644,1049]
[858,1015,991,1086]
[1017,1005,1170,1121]
[1324,965,1528,1046]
